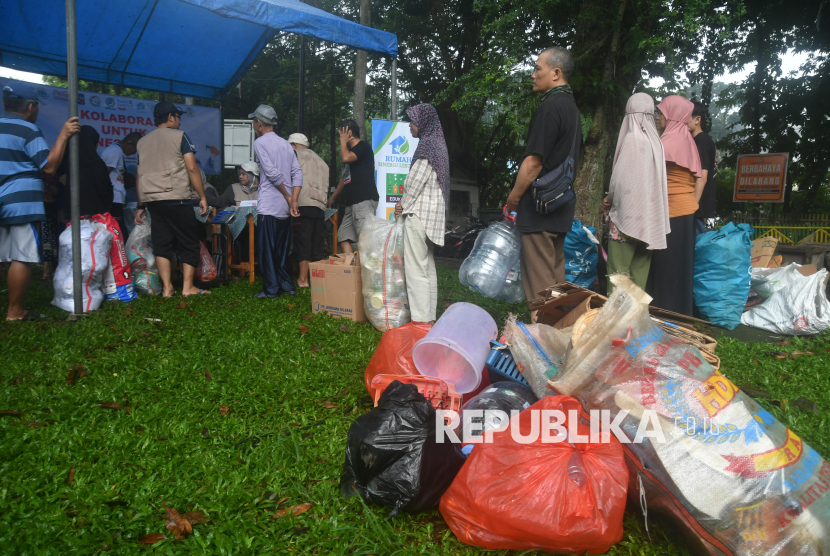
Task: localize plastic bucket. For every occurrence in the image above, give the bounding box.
[412,302,498,393]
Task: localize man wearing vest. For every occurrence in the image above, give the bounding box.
[134,101,210,297]
[288,133,329,288]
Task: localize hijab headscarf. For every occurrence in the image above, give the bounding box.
[66,126,112,216]
[406,104,450,205]
[239,170,259,195]
[608,93,670,250]
[657,95,703,178]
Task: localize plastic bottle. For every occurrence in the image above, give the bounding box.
[497,264,525,303]
[458,211,521,299]
[567,450,588,488]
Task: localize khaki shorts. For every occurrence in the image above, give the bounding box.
[0,223,41,263]
[338,199,378,243]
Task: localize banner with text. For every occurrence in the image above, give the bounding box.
[0,78,222,174]
[371,119,419,220]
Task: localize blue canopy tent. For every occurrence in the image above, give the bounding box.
[0,0,398,315]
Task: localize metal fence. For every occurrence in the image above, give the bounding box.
[724,212,830,244]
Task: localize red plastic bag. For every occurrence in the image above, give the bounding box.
[196,240,217,282]
[364,321,432,396]
[440,396,628,554]
[90,213,131,286]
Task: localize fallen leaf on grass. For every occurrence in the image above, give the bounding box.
[219,405,230,416]
[181,511,210,525]
[204,370,213,381]
[771,352,789,360]
[65,467,75,486]
[287,304,295,312]
[163,502,193,540]
[302,433,314,439]
[10,374,22,386]
[319,401,339,409]
[138,332,152,337]
[25,421,49,428]
[272,502,313,519]
[176,301,186,309]
[792,350,815,356]
[775,340,792,346]
[298,325,309,335]
[338,325,353,332]
[0,410,23,417]
[188,311,196,317]
[98,402,131,412]
[311,345,323,352]
[302,315,313,321]
[202,427,210,439]
[123,310,132,316]
[292,527,310,536]
[138,533,168,544]
[752,358,760,365]
[66,365,88,386]
[334,387,349,399]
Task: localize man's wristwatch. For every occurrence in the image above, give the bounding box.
[137,203,146,210]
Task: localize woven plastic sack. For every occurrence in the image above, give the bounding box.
[196,240,217,282]
[341,380,466,517]
[750,263,810,301]
[440,395,628,553]
[564,219,599,288]
[359,216,410,332]
[503,316,570,399]
[551,275,830,555]
[364,321,432,396]
[126,219,161,295]
[90,213,137,302]
[742,268,830,335]
[693,222,753,329]
[52,220,113,313]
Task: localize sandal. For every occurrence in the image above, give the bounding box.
[7,310,48,322]
[183,289,210,297]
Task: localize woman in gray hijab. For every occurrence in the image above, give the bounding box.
[603,92,670,293]
[206,161,259,208]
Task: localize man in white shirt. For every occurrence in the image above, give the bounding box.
[101,132,141,235]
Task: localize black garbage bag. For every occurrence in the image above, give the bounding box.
[340,380,466,517]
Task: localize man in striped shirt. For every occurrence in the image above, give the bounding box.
[1,83,79,320]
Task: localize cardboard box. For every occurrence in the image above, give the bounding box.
[797,264,817,277]
[751,237,779,268]
[309,253,367,322]
[530,283,607,329]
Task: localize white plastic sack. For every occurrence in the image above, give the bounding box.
[742,268,830,335]
[126,220,161,295]
[359,217,410,332]
[750,263,804,300]
[51,220,113,313]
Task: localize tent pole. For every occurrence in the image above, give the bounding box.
[390,58,397,120]
[298,36,306,133]
[219,100,225,191]
[65,0,82,317]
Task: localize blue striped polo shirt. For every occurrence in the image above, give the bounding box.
[0,112,50,225]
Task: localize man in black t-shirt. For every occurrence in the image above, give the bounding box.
[506,47,581,318]
[327,118,378,253]
[689,101,717,236]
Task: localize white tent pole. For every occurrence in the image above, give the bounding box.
[65,0,83,317]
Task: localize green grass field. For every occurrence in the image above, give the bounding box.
[1,264,828,555]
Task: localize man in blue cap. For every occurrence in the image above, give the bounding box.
[1,83,79,320]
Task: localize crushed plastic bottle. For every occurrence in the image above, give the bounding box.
[567,450,588,488]
[458,211,521,299]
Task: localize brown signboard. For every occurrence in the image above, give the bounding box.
[733,153,789,202]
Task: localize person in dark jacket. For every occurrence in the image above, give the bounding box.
[60,126,113,216]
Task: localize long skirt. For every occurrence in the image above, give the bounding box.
[647,214,695,316]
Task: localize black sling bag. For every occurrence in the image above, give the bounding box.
[530,114,581,215]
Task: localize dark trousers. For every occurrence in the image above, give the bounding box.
[647,214,695,316]
[147,201,201,268]
[257,214,294,295]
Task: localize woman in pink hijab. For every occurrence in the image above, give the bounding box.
[648,95,704,316]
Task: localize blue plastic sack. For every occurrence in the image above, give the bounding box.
[693,222,754,329]
[564,220,599,288]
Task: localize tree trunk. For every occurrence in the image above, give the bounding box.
[352,0,371,140]
[572,0,628,235]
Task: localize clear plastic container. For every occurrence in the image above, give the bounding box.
[496,264,525,303]
[458,213,521,299]
[412,302,498,393]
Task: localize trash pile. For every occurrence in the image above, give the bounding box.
[359,217,410,331]
[740,236,830,335]
[342,275,830,555]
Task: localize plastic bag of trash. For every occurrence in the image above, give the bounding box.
[52,220,113,313]
[742,268,830,335]
[195,240,217,282]
[126,219,161,295]
[440,395,628,553]
[693,222,753,329]
[503,316,570,399]
[564,220,599,288]
[359,217,410,332]
[340,380,466,516]
[750,263,807,301]
[364,321,432,396]
[454,381,537,444]
[551,275,830,555]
